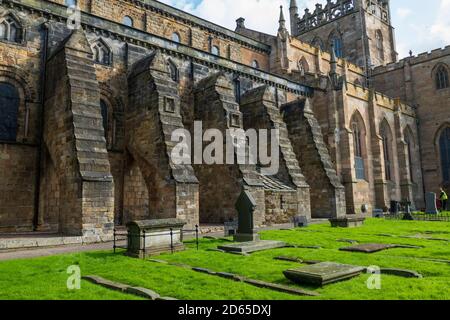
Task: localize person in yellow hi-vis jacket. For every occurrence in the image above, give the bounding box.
[440,188,448,212]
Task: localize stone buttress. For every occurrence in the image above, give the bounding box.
[240,85,311,222]
[41,29,114,238]
[193,73,266,225]
[281,98,346,218]
[126,51,199,228]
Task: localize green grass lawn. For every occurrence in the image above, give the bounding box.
[0,219,449,300]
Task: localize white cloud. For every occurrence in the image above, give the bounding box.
[430,0,450,44]
[160,0,321,35]
[396,7,412,19]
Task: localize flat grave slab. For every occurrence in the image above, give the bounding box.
[283,262,365,286]
[218,240,287,254]
[339,243,421,253]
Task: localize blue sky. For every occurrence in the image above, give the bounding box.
[160,0,450,60]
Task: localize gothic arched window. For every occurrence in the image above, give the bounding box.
[440,127,450,183]
[311,37,324,51]
[167,59,179,83]
[123,16,134,27]
[331,36,343,58]
[92,39,112,66]
[436,66,449,90]
[172,32,180,43]
[211,45,220,56]
[405,131,414,182]
[100,99,109,141]
[380,121,393,181]
[376,30,384,61]
[352,113,366,180]
[0,15,22,43]
[0,82,20,142]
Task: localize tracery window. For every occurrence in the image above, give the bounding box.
[0,15,22,43]
[0,82,20,142]
[92,40,112,66]
[436,66,449,90]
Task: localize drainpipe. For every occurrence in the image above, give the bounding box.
[33,22,49,231]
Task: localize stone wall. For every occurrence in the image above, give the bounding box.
[373,48,450,198]
[48,0,270,70]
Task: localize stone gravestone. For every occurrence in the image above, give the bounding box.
[234,189,260,242]
[224,219,238,237]
[293,215,308,227]
[425,192,438,214]
[402,201,415,220]
[283,262,365,286]
[217,189,287,254]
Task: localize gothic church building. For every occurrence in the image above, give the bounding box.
[0,0,448,238]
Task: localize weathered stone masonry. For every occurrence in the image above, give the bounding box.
[2,0,441,236]
[41,29,114,237]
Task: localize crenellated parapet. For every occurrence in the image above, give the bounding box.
[372,45,450,75]
[296,0,356,35]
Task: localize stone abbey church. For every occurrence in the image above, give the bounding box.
[0,0,449,238]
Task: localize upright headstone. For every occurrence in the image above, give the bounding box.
[402,201,415,220]
[425,192,438,214]
[234,189,260,242]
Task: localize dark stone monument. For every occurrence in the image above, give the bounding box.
[390,200,401,214]
[293,215,309,227]
[224,219,238,237]
[402,201,415,221]
[425,192,438,214]
[329,216,365,228]
[233,189,260,242]
[217,189,286,254]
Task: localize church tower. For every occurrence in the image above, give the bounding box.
[289,0,397,70]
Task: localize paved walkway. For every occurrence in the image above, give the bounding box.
[0,220,328,261]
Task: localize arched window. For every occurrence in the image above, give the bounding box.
[65,0,77,7]
[331,36,343,58]
[123,16,134,27]
[0,15,22,43]
[0,82,20,142]
[167,59,179,83]
[404,131,414,182]
[172,32,180,43]
[233,76,241,104]
[297,56,309,74]
[251,60,259,69]
[211,45,220,56]
[351,113,366,180]
[375,30,384,61]
[440,127,450,183]
[100,99,109,141]
[311,37,324,51]
[380,121,393,181]
[92,39,112,66]
[436,66,449,90]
